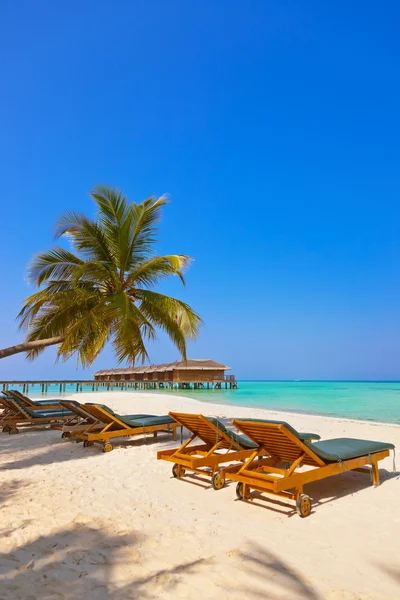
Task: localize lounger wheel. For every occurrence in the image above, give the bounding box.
[236,482,247,500]
[2,425,11,433]
[296,494,312,518]
[211,471,225,490]
[102,442,113,453]
[83,441,94,448]
[9,427,19,435]
[61,432,72,439]
[172,463,185,478]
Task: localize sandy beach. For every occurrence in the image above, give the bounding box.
[0,391,399,599]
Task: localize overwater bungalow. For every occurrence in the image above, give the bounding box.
[93,359,237,389]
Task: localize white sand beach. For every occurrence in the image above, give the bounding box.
[0,391,399,599]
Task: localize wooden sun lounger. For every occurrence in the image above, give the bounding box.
[0,397,78,434]
[69,404,180,452]
[225,419,395,517]
[58,400,160,438]
[157,412,321,490]
[2,390,63,411]
[157,412,261,489]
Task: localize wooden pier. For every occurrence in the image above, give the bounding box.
[0,378,238,395]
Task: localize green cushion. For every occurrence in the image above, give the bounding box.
[7,390,61,407]
[123,414,156,420]
[234,433,257,449]
[33,401,61,406]
[298,432,320,441]
[10,397,72,418]
[119,415,176,427]
[306,438,395,463]
[34,409,74,418]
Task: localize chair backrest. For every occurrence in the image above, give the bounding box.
[169,412,241,449]
[2,397,36,419]
[82,404,129,430]
[59,400,98,422]
[4,390,31,406]
[7,390,61,409]
[233,420,325,466]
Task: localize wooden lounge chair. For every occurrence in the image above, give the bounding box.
[0,397,78,434]
[157,412,321,490]
[2,390,63,411]
[226,419,395,517]
[69,404,180,452]
[58,400,158,438]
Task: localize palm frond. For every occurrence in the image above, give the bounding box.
[126,255,192,288]
[135,289,201,359]
[54,211,117,267]
[108,292,156,364]
[27,247,84,286]
[127,195,168,266]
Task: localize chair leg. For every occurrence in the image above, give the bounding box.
[372,460,380,486]
[294,486,303,501]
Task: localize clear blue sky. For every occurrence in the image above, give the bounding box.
[1,1,400,380]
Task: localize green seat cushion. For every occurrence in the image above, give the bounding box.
[298,432,320,441]
[11,397,72,418]
[123,414,156,420]
[307,438,395,463]
[33,409,74,418]
[32,400,62,406]
[233,433,257,449]
[119,415,176,428]
[8,391,61,406]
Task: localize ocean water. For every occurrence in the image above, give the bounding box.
[7,380,400,424]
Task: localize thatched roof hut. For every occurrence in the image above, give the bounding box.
[94,359,231,382]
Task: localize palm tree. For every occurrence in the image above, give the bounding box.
[0,186,201,365]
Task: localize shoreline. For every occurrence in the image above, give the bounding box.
[12,378,400,424]
[56,388,400,428]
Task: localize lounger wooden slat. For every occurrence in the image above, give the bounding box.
[225,419,395,517]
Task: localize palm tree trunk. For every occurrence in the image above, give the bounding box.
[0,336,64,359]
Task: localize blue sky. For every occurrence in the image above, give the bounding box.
[1,1,400,380]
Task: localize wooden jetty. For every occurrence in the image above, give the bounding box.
[0,377,237,395]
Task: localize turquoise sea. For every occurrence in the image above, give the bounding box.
[9,380,400,424]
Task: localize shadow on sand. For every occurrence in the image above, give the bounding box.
[0,524,323,599]
[233,542,321,599]
[0,427,178,472]
[0,523,211,600]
